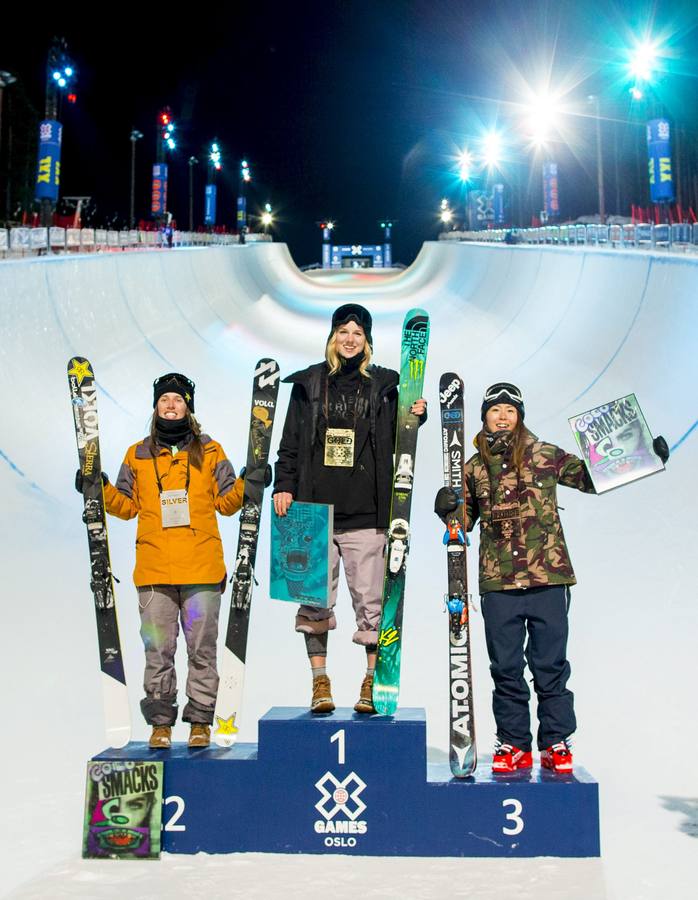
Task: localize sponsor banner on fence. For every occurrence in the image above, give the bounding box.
[11,228,30,251]
[50,227,66,247]
[30,228,48,250]
[95,229,108,244]
[81,229,95,247]
[66,228,81,247]
[0,229,8,251]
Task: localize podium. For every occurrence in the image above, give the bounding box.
[95,707,600,857]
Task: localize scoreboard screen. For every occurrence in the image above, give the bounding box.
[341,256,373,268]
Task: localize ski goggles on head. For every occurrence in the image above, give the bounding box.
[153,372,196,412]
[481,382,524,420]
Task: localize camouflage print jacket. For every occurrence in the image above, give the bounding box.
[465,428,595,593]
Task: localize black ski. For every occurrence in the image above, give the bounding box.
[67,357,130,748]
[214,358,280,746]
[439,372,476,776]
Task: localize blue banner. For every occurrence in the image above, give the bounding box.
[237,196,247,229]
[35,120,62,202]
[493,184,505,225]
[204,184,217,226]
[384,242,392,267]
[646,118,674,204]
[542,162,560,218]
[322,243,331,269]
[151,164,168,217]
[467,191,493,230]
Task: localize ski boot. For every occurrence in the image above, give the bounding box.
[540,740,573,773]
[492,741,533,773]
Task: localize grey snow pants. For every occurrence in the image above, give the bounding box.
[295,528,386,648]
[137,583,221,725]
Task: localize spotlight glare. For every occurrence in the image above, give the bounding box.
[457,148,474,181]
[628,39,658,83]
[482,131,503,168]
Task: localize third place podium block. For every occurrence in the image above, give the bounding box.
[97,707,600,857]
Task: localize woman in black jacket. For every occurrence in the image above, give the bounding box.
[273,304,425,714]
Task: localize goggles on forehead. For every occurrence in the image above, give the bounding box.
[483,383,523,405]
[154,373,195,394]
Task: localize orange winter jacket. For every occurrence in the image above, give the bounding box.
[104,434,243,587]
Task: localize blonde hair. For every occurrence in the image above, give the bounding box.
[150,409,204,469]
[325,328,373,377]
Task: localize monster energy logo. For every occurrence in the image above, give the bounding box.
[409,358,425,379]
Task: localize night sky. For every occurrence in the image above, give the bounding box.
[2,1,698,265]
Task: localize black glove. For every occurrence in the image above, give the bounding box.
[653,435,670,464]
[239,464,273,487]
[75,469,109,493]
[434,486,459,520]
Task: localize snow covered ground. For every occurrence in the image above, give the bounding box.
[1,241,695,899]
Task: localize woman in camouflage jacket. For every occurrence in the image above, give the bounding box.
[436,382,594,775]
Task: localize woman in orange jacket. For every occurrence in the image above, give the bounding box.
[102,373,243,749]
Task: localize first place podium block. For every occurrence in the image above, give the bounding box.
[96,707,600,857]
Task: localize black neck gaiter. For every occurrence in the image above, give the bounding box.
[155,416,192,447]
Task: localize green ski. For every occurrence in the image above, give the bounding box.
[373,308,430,715]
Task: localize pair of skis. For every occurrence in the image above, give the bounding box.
[370,312,475,775]
[68,357,280,750]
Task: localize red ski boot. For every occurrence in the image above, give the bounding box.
[540,740,574,773]
[492,742,533,773]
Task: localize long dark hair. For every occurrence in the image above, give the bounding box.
[477,417,528,473]
[149,410,204,470]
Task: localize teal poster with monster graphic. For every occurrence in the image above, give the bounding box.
[270,501,333,607]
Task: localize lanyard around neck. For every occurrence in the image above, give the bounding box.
[152,449,191,495]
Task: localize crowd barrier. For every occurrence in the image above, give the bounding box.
[0,228,271,259]
[441,222,698,252]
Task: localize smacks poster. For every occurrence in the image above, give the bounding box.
[569,394,664,494]
[82,760,163,859]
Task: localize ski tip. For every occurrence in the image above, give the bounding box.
[67,357,95,386]
[404,307,429,320]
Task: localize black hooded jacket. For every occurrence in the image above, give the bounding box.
[273,362,400,529]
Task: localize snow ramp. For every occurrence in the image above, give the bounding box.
[0,241,695,899]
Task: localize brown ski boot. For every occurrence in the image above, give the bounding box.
[353,673,376,714]
[311,674,335,714]
[149,725,172,749]
[188,724,211,748]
